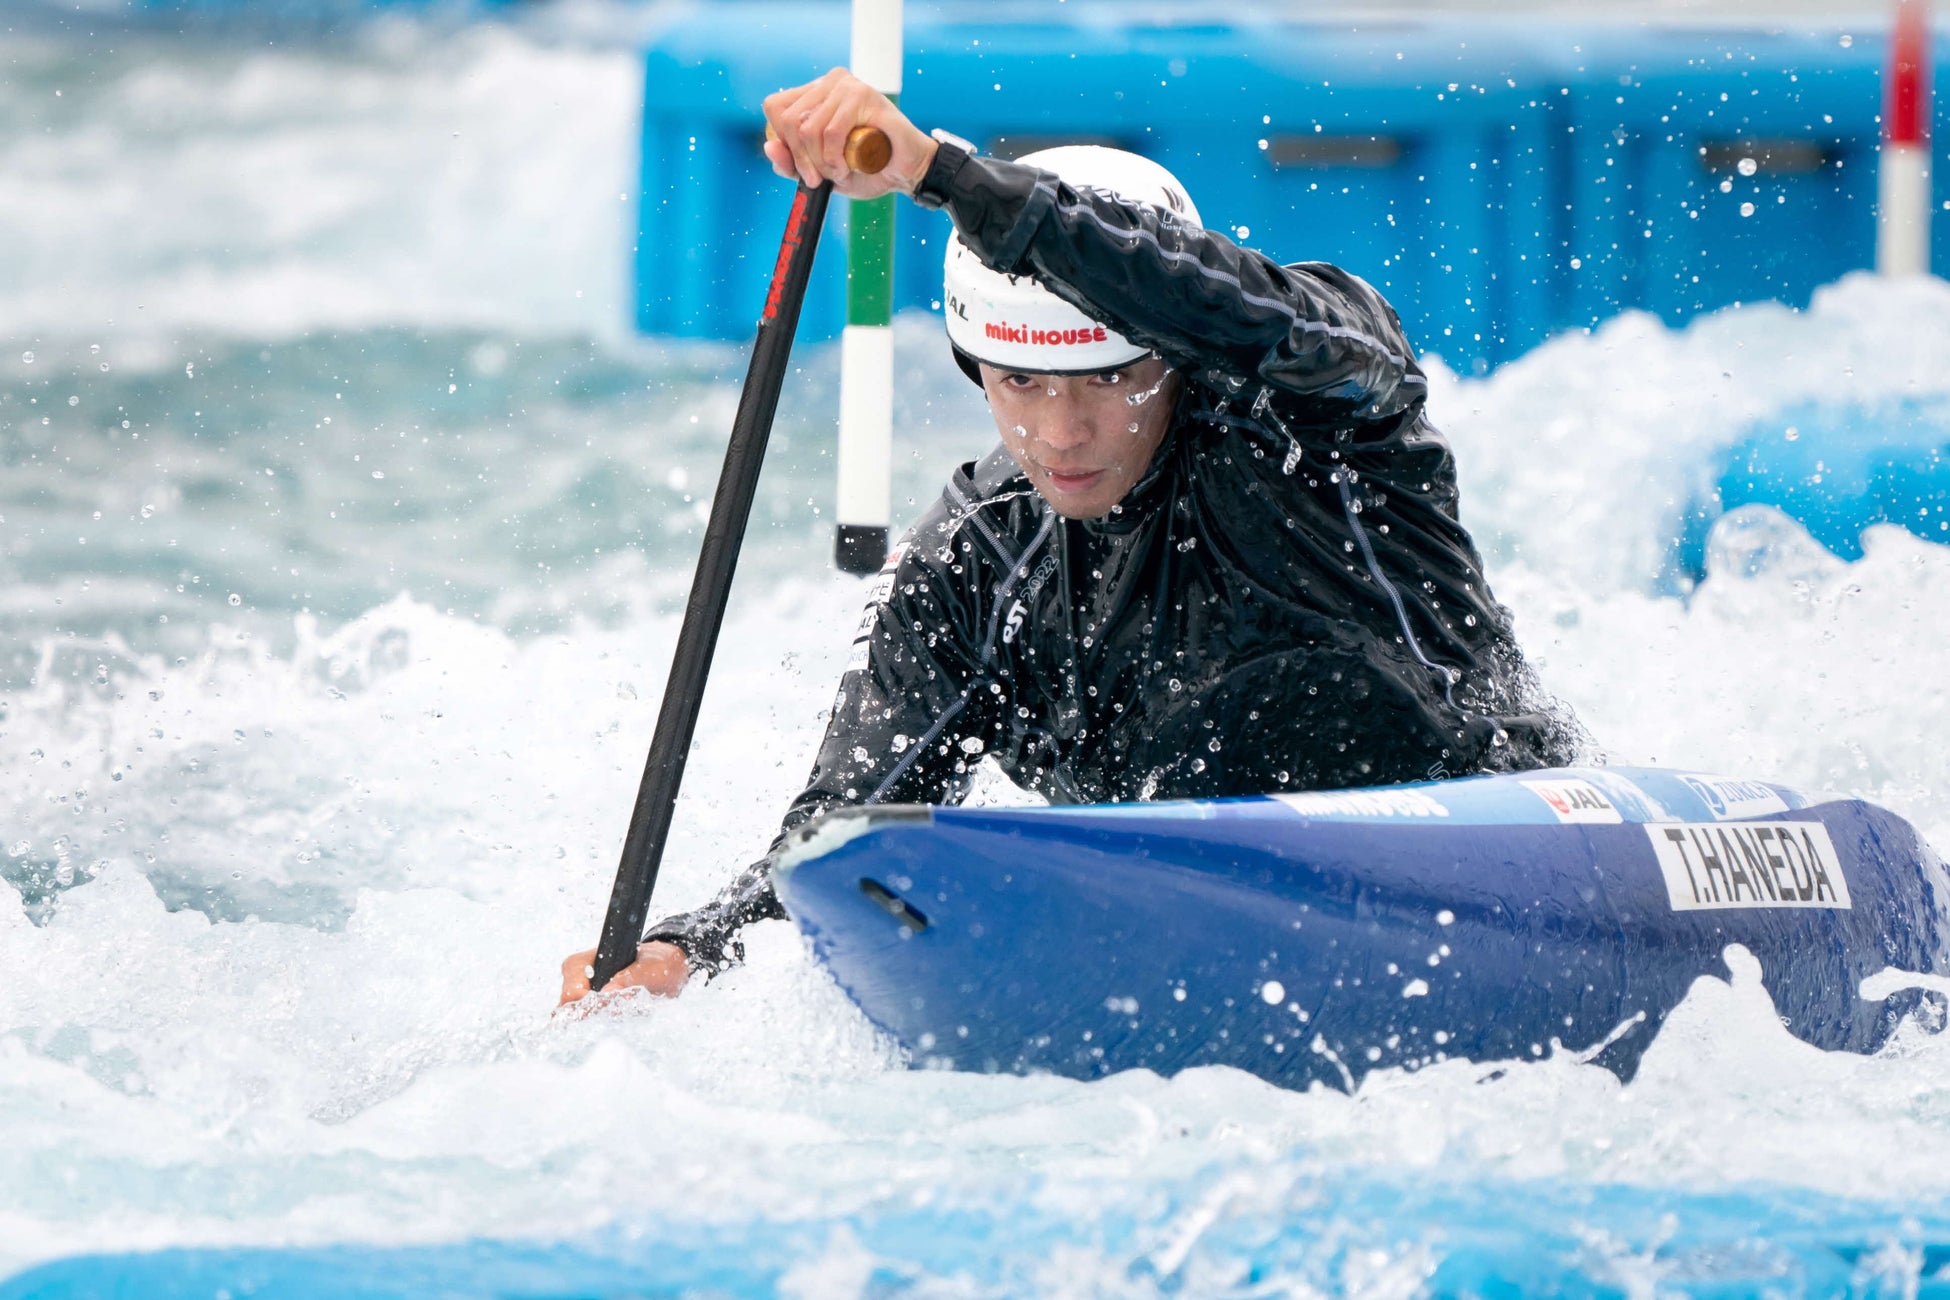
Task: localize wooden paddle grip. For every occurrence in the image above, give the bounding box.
[764,124,894,176]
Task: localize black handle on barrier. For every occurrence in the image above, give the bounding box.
[590,126,890,992]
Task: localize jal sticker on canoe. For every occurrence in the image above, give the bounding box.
[1522,778,1623,824]
[845,545,907,673]
[1678,773,1789,820]
[1274,789,1449,819]
[1648,822,1850,911]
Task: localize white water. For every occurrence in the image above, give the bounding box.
[5,16,1950,1293]
[0,23,639,340]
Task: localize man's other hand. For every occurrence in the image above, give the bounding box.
[557,940,690,1009]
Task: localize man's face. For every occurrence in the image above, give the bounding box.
[979,357,1180,520]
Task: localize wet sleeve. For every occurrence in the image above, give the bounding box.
[642,535,999,977]
[941,154,1426,423]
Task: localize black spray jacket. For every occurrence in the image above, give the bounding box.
[644,153,1584,974]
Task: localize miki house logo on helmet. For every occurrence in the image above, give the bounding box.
[984,322,1110,347]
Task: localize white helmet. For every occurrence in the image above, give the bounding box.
[943,145,1201,383]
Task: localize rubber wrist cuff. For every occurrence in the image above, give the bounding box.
[914,130,975,209]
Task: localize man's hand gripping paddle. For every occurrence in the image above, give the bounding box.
[587,125,892,993]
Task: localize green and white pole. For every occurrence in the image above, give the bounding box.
[834,0,902,575]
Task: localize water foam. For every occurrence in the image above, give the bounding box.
[8,353,1950,1283]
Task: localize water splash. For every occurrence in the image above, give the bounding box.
[1125,367,1175,407]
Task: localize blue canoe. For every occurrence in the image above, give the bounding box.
[771,767,1950,1089]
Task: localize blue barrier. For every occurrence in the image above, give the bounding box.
[635,6,1949,374]
[1677,399,1950,580]
[1558,29,1888,333]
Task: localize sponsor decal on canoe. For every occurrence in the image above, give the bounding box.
[1521,778,1623,824]
[1677,773,1789,820]
[1274,789,1449,819]
[1648,821,1850,911]
[846,545,907,673]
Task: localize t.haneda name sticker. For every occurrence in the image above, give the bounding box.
[1522,778,1622,824]
[1648,821,1850,911]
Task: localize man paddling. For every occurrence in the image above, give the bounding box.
[560,69,1582,1005]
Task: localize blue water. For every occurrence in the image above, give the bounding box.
[6,12,1950,1299]
[12,1177,1950,1298]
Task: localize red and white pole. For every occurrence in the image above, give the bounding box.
[1878,0,1934,276]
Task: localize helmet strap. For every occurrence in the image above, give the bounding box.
[951,345,985,388]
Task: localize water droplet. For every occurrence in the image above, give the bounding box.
[1261,980,1285,1005]
[20,351,33,364]
[1739,201,1755,217]
[227,593,242,606]
[66,395,78,407]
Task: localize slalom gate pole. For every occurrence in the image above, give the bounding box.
[592,126,893,991]
[1878,0,1934,276]
[833,0,904,575]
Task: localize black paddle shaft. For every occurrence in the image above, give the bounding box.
[589,179,835,991]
